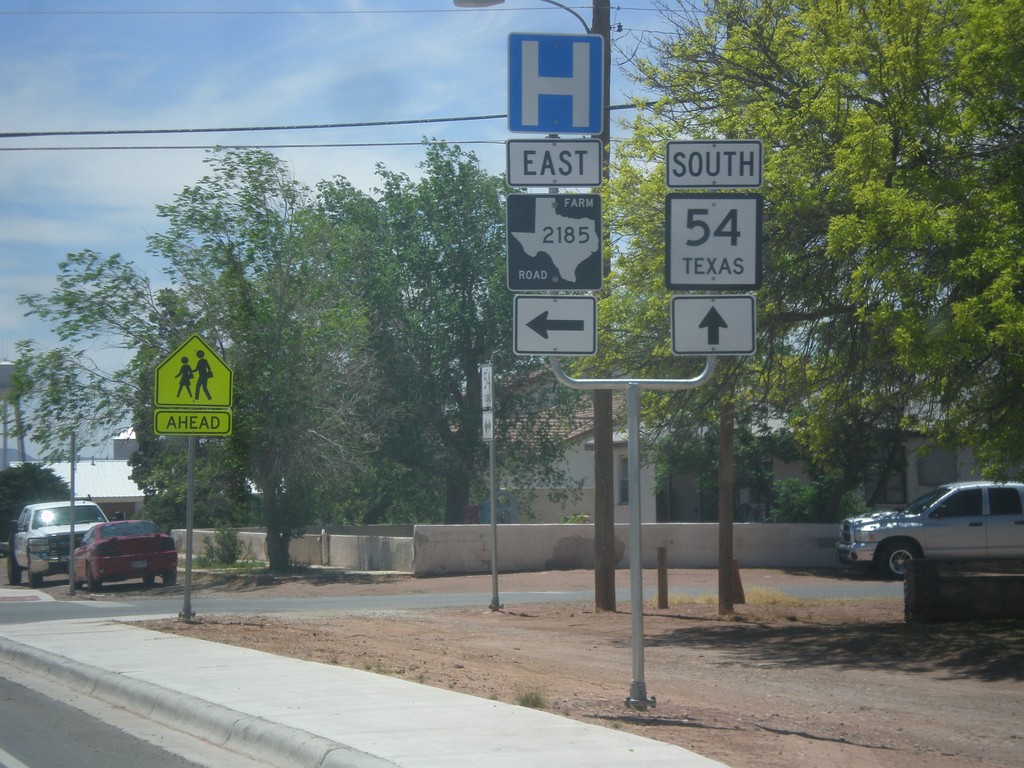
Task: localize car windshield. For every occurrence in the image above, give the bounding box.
[32,505,106,529]
[99,521,159,539]
[905,487,949,516]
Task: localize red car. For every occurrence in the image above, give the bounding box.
[73,520,178,590]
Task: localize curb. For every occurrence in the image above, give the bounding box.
[0,635,396,768]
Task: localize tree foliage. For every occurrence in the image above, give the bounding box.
[324,143,584,523]
[606,0,1023,508]
[19,151,384,570]
[17,145,585,558]
[0,463,71,525]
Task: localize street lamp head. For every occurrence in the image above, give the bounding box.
[453,0,591,33]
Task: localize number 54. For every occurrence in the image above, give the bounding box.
[685,208,741,247]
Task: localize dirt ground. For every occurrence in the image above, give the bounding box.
[22,567,1024,768]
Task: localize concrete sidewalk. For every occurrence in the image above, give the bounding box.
[0,617,727,768]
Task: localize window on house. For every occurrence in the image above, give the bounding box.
[618,455,629,504]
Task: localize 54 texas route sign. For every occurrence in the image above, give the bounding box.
[665,193,763,290]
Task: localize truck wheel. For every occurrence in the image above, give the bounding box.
[876,540,921,579]
[7,548,22,585]
[26,553,44,588]
[87,563,102,592]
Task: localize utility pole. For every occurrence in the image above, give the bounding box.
[591,0,617,614]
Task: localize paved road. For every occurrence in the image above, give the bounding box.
[0,671,275,768]
[0,572,902,625]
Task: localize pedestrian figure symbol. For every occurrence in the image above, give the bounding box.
[175,356,194,398]
[154,334,233,410]
[194,349,213,401]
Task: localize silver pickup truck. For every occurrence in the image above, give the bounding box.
[836,481,1024,578]
[7,501,108,587]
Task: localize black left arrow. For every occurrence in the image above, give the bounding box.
[698,306,728,345]
[527,311,585,339]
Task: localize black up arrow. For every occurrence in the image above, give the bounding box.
[699,306,728,345]
[527,311,585,339]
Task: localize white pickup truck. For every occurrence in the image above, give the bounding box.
[7,501,108,587]
[836,481,1024,578]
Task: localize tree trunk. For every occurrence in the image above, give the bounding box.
[718,392,735,615]
[262,486,291,573]
[444,466,470,524]
[593,389,616,612]
[266,526,291,573]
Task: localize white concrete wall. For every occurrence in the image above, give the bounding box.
[174,523,839,577]
[412,523,839,576]
[174,529,414,572]
[327,534,414,572]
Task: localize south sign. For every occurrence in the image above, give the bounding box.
[665,140,763,189]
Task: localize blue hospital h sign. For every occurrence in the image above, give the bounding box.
[508,33,604,135]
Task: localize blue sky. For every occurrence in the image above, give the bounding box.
[0,0,669,454]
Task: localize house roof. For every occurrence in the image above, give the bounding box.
[15,459,143,502]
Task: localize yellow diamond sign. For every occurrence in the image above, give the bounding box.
[154,334,233,411]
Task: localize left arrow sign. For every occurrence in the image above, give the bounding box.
[527,311,586,339]
[514,295,596,356]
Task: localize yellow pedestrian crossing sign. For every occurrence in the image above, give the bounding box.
[154,335,233,435]
[155,335,232,407]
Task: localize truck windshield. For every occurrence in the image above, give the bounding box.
[906,488,947,516]
[32,506,106,528]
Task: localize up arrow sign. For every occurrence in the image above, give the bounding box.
[698,306,728,345]
[672,295,756,356]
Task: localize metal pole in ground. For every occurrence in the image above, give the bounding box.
[180,435,196,621]
[489,428,500,611]
[624,382,654,709]
[67,433,76,596]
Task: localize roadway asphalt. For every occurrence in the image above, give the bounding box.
[0,593,728,768]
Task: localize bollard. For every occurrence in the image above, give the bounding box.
[657,547,668,609]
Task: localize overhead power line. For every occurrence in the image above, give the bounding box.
[0,113,506,141]
[0,104,650,151]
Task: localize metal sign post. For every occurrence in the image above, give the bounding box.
[482,364,501,612]
[153,334,233,622]
[67,433,76,596]
[548,356,716,710]
[180,435,196,621]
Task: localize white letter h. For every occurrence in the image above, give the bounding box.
[520,41,591,129]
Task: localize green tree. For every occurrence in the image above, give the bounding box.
[147,150,384,569]
[17,249,166,458]
[19,145,585,549]
[330,143,583,523]
[20,150,384,571]
[0,463,70,526]
[605,0,1022,510]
